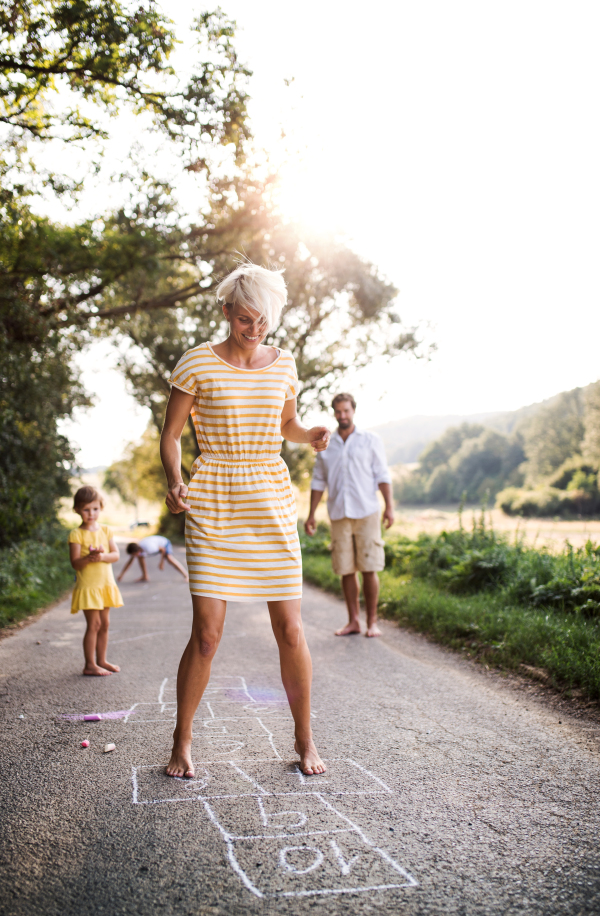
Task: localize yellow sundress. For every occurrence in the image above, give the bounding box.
[169,342,302,602]
[68,525,124,613]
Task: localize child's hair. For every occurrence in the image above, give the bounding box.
[216,262,287,332]
[73,485,104,511]
[126,542,142,555]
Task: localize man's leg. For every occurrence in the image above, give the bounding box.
[330,517,361,635]
[337,574,361,635]
[166,595,227,778]
[362,571,381,637]
[165,553,189,581]
[268,599,325,775]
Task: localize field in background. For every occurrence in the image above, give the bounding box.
[296,489,600,551]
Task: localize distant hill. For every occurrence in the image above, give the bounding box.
[368,393,564,465]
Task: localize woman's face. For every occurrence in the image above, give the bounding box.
[225,302,268,350]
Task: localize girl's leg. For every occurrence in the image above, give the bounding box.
[96,608,120,672]
[166,595,227,778]
[82,609,110,676]
[267,599,326,775]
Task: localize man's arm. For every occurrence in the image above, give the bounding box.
[304,490,325,536]
[379,482,394,529]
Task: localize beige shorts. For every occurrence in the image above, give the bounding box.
[330,511,385,576]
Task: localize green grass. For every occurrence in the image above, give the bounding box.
[301,524,600,701]
[0,521,74,628]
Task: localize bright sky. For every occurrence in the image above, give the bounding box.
[60,0,600,466]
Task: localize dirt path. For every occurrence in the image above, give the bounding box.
[1,548,599,915]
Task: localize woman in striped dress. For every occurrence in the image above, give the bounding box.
[160,263,330,778]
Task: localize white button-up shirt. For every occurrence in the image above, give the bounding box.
[311,427,392,521]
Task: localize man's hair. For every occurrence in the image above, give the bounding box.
[73,486,104,510]
[331,393,356,411]
[216,262,287,333]
[126,542,142,555]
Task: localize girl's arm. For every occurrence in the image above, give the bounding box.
[160,387,195,514]
[280,398,330,452]
[69,543,94,570]
[100,537,120,564]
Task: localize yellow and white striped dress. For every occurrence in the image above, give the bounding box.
[169,342,302,602]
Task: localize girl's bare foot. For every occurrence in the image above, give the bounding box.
[166,732,194,778]
[334,622,361,636]
[294,738,326,775]
[365,624,382,637]
[98,661,120,672]
[83,665,111,676]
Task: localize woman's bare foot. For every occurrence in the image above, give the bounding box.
[83,665,111,676]
[98,661,120,672]
[365,623,382,637]
[334,622,361,636]
[166,733,194,778]
[294,738,326,775]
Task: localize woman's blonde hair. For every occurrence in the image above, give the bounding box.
[216,263,287,332]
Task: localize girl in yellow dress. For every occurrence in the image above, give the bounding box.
[68,486,123,676]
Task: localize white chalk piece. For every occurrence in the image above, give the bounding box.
[104,743,116,753]
[84,714,102,721]
[81,740,90,748]
[18,714,24,719]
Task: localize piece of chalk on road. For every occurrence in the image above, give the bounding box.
[83,714,102,721]
[81,740,90,748]
[18,714,25,719]
[104,743,116,753]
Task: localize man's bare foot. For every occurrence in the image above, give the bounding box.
[365,623,382,637]
[166,734,194,778]
[135,576,150,583]
[83,666,111,676]
[294,738,326,775]
[334,623,361,636]
[98,661,120,672]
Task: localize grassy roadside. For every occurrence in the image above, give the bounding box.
[0,522,74,629]
[301,526,600,701]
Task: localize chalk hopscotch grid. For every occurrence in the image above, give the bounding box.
[128,675,419,898]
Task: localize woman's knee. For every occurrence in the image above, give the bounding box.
[191,628,221,658]
[276,619,303,649]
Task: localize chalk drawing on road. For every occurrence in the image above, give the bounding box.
[128,675,418,899]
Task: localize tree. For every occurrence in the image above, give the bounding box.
[0,1,250,545]
[583,381,600,467]
[1,1,249,150]
[520,389,585,484]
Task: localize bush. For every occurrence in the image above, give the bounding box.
[0,521,74,627]
[496,484,599,517]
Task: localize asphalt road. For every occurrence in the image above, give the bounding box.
[1,546,599,916]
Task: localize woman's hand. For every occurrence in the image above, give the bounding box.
[307,427,331,452]
[166,482,191,514]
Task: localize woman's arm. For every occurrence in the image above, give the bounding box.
[280,398,330,452]
[160,387,195,513]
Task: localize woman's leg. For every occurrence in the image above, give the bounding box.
[96,607,120,672]
[82,609,110,676]
[166,595,227,778]
[267,599,326,775]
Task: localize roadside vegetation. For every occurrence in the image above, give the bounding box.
[395,383,600,517]
[0,522,74,629]
[300,515,600,700]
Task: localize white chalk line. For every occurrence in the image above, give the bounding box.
[346,759,393,794]
[273,882,417,898]
[229,828,354,841]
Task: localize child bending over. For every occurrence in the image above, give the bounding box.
[69,486,123,676]
[117,535,188,583]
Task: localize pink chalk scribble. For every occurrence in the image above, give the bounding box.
[60,709,136,722]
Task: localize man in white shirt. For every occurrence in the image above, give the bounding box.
[117,535,189,583]
[304,393,394,637]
